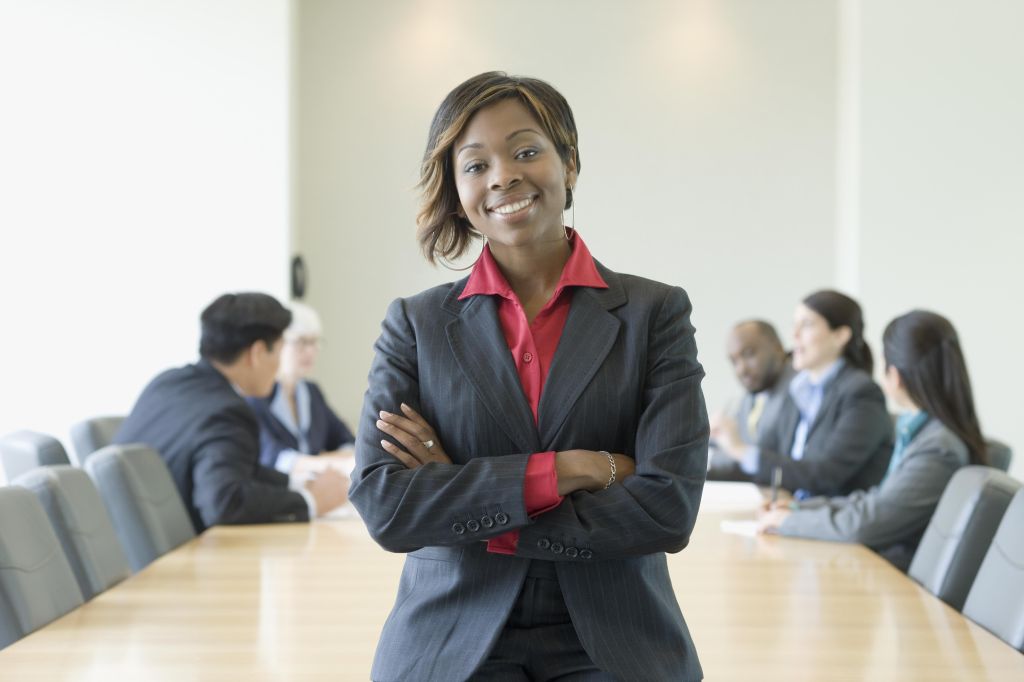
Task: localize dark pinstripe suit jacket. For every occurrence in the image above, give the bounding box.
[349,263,708,682]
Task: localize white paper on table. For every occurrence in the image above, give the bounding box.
[719,520,759,538]
[699,481,765,513]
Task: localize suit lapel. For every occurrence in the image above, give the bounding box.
[805,365,848,441]
[537,264,626,448]
[779,399,801,453]
[444,292,540,455]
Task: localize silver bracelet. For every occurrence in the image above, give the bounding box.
[599,450,616,489]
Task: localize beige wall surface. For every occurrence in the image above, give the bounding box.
[852,0,1024,478]
[0,0,292,479]
[2,0,1017,483]
[294,0,839,431]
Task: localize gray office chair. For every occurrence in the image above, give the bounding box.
[0,430,71,482]
[69,416,126,467]
[0,486,84,650]
[84,444,195,572]
[985,439,1013,473]
[962,488,1024,651]
[908,466,1021,611]
[13,466,131,601]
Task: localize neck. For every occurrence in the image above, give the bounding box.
[898,396,921,413]
[807,358,839,383]
[489,235,570,302]
[210,359,250,396]
[278,376,298,394]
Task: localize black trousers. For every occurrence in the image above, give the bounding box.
[468,561,616,681]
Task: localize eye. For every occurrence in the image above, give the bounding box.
[463,161,485,174]
[515,148,539,160]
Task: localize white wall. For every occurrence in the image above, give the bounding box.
[295,0,839,427]
[0,0,292,480]
[850,0,1024,479]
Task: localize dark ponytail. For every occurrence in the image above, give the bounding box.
[883,310,987,465]
[802,290,873,374]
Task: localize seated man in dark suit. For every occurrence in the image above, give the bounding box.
[708,320,793,481]
[115,292,347,533]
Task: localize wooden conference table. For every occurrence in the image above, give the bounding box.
[1,483,1022,681]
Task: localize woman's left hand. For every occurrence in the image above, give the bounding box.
[377,403,452,468]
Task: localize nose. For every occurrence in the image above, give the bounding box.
[488,158,521,191]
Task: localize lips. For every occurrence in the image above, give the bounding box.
[487,195,536,217]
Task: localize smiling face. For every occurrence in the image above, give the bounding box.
[279,335,319,382]
[791,303,850,374]
[452,98,576,254]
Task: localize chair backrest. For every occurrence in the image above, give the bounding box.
[909,466,1021,610]
[985,438,1013,473]
[69,416,126,467]
[13,466,131,601]
[0,486,84,650]
[84,444,195,572]
[963,488,1024,651]
[0,431,71,481]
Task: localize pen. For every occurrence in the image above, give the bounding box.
[770,466,782,507]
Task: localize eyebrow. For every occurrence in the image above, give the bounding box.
[455,128,543,156]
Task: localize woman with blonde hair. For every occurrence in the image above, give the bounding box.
[247,301,355,477]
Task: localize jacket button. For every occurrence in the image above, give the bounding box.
[452,522,466,535]
[580,549,592,559]
[495,512,509,525]
[481,515,494,528]
[550,542,564,555]
[565,546,578,558]
[537,538,551,550]
[467,519,480,532]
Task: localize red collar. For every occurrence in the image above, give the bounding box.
[459,230,608,301]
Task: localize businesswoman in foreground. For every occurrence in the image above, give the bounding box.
[760,310,986,571]
[349,72,709,681]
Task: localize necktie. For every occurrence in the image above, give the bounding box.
[746,393,767,439]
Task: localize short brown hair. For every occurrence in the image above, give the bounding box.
[417,72,581,265]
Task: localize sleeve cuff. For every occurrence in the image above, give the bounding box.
[293,483,317,519]
[487,451,563,555]
[523,450,563,516]
[275,449,303,474]
[739,446,760,475]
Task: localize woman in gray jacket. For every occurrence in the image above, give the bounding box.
[759,310,988,571]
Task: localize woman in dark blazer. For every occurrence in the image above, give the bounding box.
[759,310,987,571]
[713,290,894,498]
[247,302,355,476]
[348,72,708,681]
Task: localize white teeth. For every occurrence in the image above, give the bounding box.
[492,198,533,215]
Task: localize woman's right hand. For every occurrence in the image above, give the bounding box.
[555,450,635,495]
[376,403,453,468]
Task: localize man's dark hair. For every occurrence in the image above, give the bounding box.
[199,293,292,364]
[736,319,784,350]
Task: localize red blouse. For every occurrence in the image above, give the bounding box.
[458,231,608,553]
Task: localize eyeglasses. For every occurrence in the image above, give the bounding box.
[288,336,322,350]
